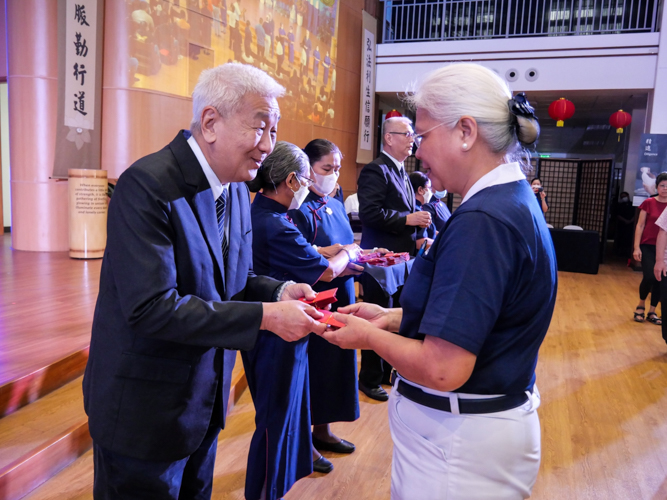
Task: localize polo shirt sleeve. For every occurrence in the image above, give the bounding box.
[417,211,521,355]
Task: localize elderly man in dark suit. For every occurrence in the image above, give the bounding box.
[356,116,431,401]
[83,63,326,499]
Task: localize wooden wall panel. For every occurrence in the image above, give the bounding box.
[101,89,192,180]
[101,0,366,194]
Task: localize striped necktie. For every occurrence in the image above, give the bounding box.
[215,189,229,266]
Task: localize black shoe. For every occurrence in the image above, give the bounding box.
[358,381,389,402]
[313,455,334,473]
[312,436,356,454]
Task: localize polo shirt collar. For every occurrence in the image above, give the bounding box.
[461,162,525,205]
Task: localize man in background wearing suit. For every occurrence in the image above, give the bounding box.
[83,63,326,499]
[356,116,431,401]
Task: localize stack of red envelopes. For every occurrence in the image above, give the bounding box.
[357,252,410,267]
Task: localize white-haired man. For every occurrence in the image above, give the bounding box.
[357,116,431,401]
[83,63,326,499]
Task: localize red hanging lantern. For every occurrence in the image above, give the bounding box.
[548,98,575,127]
[609,109,632,135]
[385,109,402,119]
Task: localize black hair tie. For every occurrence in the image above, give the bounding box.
[507,92,537,120]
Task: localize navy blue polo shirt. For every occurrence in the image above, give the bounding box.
[398,180,557,395]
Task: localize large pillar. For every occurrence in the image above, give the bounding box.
[650,0,667,133]
[7,0,68,251]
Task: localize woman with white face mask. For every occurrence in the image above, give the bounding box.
[288,138,365,472]
[409,171,437,248]
[244,142,362,499]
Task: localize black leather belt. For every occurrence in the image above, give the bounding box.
[396,380,529,414]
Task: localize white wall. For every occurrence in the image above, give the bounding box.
[649,5,667,133]
[1,82,10,228]
[376,33,660,93]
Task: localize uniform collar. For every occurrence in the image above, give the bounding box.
[461,162,525,205]
[254,192,289,214]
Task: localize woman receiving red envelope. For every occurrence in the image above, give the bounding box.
[322,64,557,500]
[244,141,362,500]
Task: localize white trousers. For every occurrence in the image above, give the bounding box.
[389,383,541,500]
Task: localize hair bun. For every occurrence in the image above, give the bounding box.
[508,93,539,147]
[515,115,540,146]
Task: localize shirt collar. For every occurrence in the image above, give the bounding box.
[461,162,526,205]
[186,133,228,200]
[382,150,404,171]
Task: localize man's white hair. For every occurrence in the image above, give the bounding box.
[381,116,413,146]
[190,63,286,132]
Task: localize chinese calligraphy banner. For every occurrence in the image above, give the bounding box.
[65,0,97,129]
[356,11,376,164]
[633,133,667,205]
[53,0,104,179]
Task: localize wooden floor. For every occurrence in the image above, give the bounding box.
[6,231,667,498]
[0,234,100,385]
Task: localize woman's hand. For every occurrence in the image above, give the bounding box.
[634,247,642,261]
[317,244,343,259]
[342,243,362,261]
[320,313,373,350]
[339,261,364,277]
[540,191,547,200]
[337,303,391,330]
[655,261,667,281]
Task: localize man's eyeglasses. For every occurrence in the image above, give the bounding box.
[387,131,415,140]
[414,122,447,148]
[295,173,315,187]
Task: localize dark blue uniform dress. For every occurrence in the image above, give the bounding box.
[244,193,329,500]
[422,197,451,232]
[289,191,360,426]
[415,200,437,240]
[399,180,557,395]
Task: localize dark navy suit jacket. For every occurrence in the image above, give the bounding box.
[358,152,417,255]
[83,131,281,462]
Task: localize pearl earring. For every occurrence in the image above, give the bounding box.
[462,143,468,150]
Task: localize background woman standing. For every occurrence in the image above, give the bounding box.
[633,173,667,325]
[291,139,363,469]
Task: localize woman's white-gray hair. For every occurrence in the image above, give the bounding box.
[405,63,539,164]
[191,63,286,132]
[246,141,310,193]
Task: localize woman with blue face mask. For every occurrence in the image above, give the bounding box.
[423,187,452,232]
[409,171,437,247]
[288,138,364,472]
[244,142,362,499]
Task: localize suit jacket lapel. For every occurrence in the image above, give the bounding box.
[224,184,243,300]
[381,152,414,211]
[170,132,226,293]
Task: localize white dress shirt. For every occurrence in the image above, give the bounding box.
[187,134,230,244]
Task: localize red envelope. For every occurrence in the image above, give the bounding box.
[299,288,338,308]
[318,310,346,329]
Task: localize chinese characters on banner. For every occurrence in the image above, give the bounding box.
[356,12,376,164]
[65,1,97,131]
[360,31,375,150]
[633,133,667,205]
